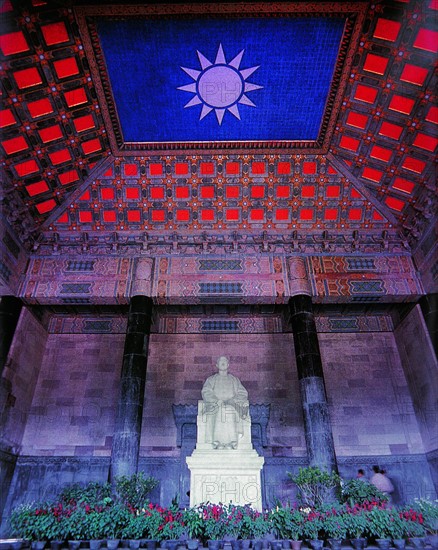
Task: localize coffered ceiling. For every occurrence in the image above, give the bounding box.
[0,0,437,258]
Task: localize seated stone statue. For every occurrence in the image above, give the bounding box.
[201,356,249,449]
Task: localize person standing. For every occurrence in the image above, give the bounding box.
[357,468,366,480]
[370,465,394,501]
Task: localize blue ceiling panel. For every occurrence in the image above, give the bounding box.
[97,17,345,143]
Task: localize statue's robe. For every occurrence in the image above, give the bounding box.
[201,373,249,448]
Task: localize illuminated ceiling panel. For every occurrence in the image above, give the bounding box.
[0,1,436,254]
[96,17,344,143]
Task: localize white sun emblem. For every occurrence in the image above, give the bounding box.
[177,43,263,125]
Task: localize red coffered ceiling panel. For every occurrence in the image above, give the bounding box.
[48,155,390,234]
[0,0,436,253]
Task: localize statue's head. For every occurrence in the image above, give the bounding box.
[216,356,229,372]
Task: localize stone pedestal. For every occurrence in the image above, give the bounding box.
[186,401,264,510]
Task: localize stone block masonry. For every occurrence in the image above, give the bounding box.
[13,328,428,460]
[20,333,125,456]
[1,308,48,454]
[320,331,425,456]
[142,333,306,458]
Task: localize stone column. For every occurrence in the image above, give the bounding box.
[0,296,22,375]
[110,295,153,482]
[288,294,337,472]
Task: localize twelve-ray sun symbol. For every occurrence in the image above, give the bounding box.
[177,43,263,125]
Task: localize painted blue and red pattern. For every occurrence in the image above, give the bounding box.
[0,0,436,249]
[96,17,344,142]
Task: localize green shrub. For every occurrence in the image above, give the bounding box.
[115,472,158,509]
[10,503,62,541]
[271,505,304,540]
[288,467,341,509]
[59,482,112,506]
[412,498,438,535]
[341,479,388,507]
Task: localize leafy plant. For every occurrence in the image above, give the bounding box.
[385,510,409,540]
[140,504,166,540]
[341,480,389,507]
[200,503,228,541]
[59,482,112,507]
[82,506,112,540]
[121,511,147,540]
[412,499,438,535]
[271,505,304,540]
[102,504,130,540]
[288,467,341,509]
[182,507,205,540]
[156,509,185,541]
[63,505,87,540]
[115,472,158,510]
[400,508,426,538]
[302,510,325,540]
[342,509,369,539]
[10,503,61,542]
[242,508,271,540]
[367,506,393,539]
[322,511,348,540]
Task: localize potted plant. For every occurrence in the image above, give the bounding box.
[367,505,392,549]
[140,504,165,548]
[322,510,347,550]
[385,510,408,550]
[271,505,303,548]
[343,508,369,550]
[83,506,110,548]
[102,503,128,550]
[47,502,68,549]
[156,509,185,550]
[222,504,243,544]
[64,505,87,549]
[201,503,228,549]
[288,508,305,550]
[121,511,146,548]
[302,510,325,550]
[401,509,426,548]
[243,508,271,548]
[288,467,341,509]
[413,499,438,548]
[9,503,51,547]
[182,506,205,550]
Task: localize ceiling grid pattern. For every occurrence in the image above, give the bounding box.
[0,0,109,233]
[0,0,437,253]
[48,155,390,234]
[330,0,437,241]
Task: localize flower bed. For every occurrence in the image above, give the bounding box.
[7,472,437,548]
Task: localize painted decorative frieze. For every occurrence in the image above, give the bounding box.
[21,256,135,304]
[308,255,423,302]
[153,255,290,304]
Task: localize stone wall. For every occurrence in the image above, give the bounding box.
[17,328,426,460]
[320,331,424,456]
[1,308,48,453]
[393,305,438,454]
[0,307,48,520]
[20,333,125,456]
